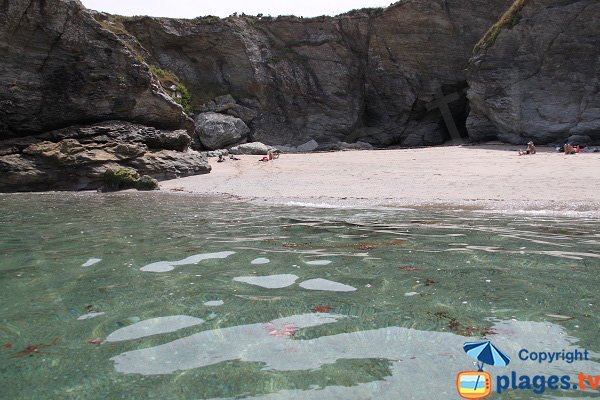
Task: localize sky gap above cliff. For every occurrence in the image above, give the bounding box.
[80,0,395,19]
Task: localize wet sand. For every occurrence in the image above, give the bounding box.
[160,145,600,214]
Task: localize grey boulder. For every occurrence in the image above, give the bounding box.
[229,142,275,155]
[277,140,319,153]
[566,135,592,145]
[195,113,250,150]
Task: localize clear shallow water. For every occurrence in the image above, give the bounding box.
[0,193,599,399]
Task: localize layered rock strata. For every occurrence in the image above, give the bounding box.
[467,0,600,144]
[0,122,210,191]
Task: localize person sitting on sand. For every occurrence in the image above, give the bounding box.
[564,143,576,155]
[267,150,280,160]
[217,154,226,163]
[518,141,536,155]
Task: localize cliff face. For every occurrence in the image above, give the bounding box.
[0,0,209,192]
[0,0,192,138]
[467,0,600,145]
[2,0,598,191]
[120,0,512,147]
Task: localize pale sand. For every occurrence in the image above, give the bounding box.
[160,145,600,213]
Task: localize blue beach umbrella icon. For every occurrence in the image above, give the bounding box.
[463,340,511,371]
[463,341,511,395]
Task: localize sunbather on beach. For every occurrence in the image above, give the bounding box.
[564,143,576,154]
[518,141,536,155]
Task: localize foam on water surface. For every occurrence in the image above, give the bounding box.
[82,258,102,267]
[77,311,105,320]
[110,315,600,400]
[106,316,205,342]
[304,260,332,266]
[299,278,356,292]
[233,274,299,289]
[140,251,236,272]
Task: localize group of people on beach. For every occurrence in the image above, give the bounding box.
[217,154,240,163]
[217,149,280,163]
[518,141,591,156]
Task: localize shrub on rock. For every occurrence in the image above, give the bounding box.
[103,167,159,191]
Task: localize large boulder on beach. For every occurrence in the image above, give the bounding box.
[277,140,319,153]
[194,113,250,150]
[566,135,592,146]
[229,142,275,155]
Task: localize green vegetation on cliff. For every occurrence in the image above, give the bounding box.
[149,66,193,114]
[474,0,527,53]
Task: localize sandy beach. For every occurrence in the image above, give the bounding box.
[161,145,600,213]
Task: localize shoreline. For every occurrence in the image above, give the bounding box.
[157,144,600,216]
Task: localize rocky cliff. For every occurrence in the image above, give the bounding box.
[117,0,513,148]
[0,0,209,191]
[1,0,598,191]
[467,0,600,145]
[0,0,192,137]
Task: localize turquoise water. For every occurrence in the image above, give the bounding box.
[0,193,599,399]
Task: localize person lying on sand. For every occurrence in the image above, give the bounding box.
[229,155,241,161]
[518,141,536,155]
[260,150,281,162]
